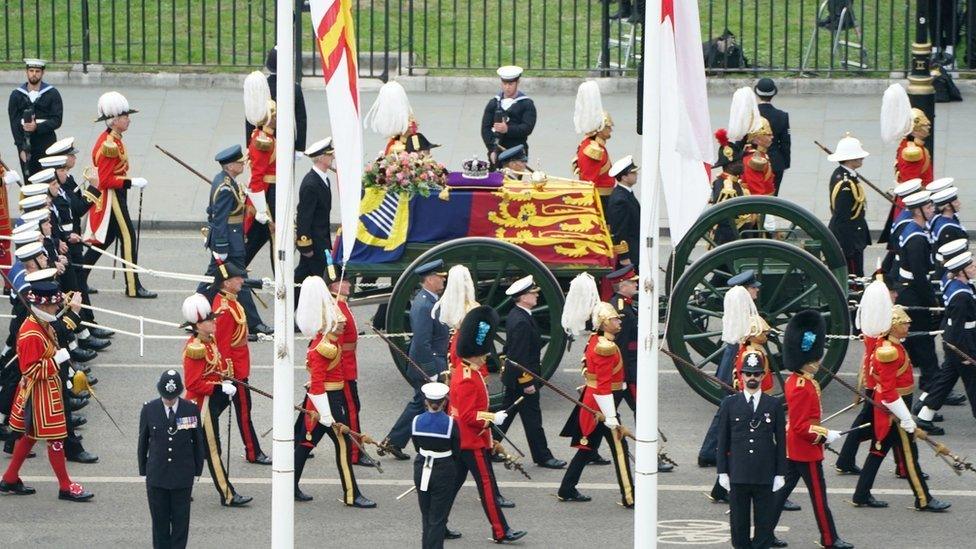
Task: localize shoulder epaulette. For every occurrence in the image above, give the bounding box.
[101,139,119,159]
[185,340,206,360]
[616,297,625,311]
[315,337,339,360]
[874,341,898,363]
[796,376,806,387]
[583,140,604,161]
[462,366,472,379]
[595,336,618,356]
[901,143,922,162]
[254,133,273,152]
[747,153,768,171]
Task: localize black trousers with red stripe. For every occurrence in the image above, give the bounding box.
[343,381,362,463]
[231,380,264,462]
[452,448,509,540]
[771,460,840,547]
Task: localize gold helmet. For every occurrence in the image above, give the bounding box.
[890,305,911,326]
[591,302,620,332]
[747,116,772,141]
[911,108,930,134]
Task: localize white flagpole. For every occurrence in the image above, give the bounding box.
[271,1,296,546]
[634,0,662,546]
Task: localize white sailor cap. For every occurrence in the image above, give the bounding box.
[496,65,523,81]
[24,58,46,69]
[27,168,56,185]
[12,220,40,235]
[21,208,49,224]
[945,251,973,273]
[19,195,47,212]
[15,241,45,261]
[19,183,49,197]
[926,177,954,194]
[38,155,67,169]
[304,137,334,158]
[505,274,540,297]
[903,190,932,208]
[931,186,959,206]
[421,382,450,401]
[46,137,79,156]
[609,155,639,179]
[24,268,58,283]
[893,178,922,197]
[11,229,42,245]
[938,238,969,260]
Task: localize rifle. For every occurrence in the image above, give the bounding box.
[813,141,896,206]
[661,347,738,395]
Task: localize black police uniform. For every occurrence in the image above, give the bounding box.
[480,92,536,159]
[827,166,870,277]
[294,166,333,299]
[411,410,461,549]
[757,102,790,195]
[138,397,205,549]
[7,81,63,176]
[495,305,558,465]
[606,184,641,269]
[716,391,787,549]
[895,220,940,392]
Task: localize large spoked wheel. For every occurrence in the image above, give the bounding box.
[665,239,851,405]
[385,237,566,407]
[667,196,848,292]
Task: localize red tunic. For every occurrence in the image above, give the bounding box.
[574,136,614,195]
[894,138,933,186]
[337,299,358,381]
[303,331,344,433]
[213,292,250,379]
[449,360,493,450]
[741,145,775,196]
[733,342,774,394]
[9,317,66,440]
[447,331,463,371]
[869,337,914,441]
[182,335,225,405]
[0,163,11,289]
[860,335,878,391]
[577,334,624,447]
[784,372,826,462]
[86,129,129,245]
[244,127,276,233]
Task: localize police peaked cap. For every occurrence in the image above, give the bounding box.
[782,309,826,373]
[456,305,499,359]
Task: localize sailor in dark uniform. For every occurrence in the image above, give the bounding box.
[826,134,871,277]
[294,137,334,303]
[197,145,271,337]
[411,382,462,549]
[481,66,536,166]
[7,59,62,176]
[929,185,967,252]
[879,179,923,278]
[606,155,640,270]
[138,370,205,549]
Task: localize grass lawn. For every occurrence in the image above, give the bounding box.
[0,1,932,76]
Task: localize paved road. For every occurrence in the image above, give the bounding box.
[0,236,973,547]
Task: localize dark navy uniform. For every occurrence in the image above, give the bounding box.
[929,213,967,253]
[294,166,333,296]
[612,292,639,410]
[606,184,641,269]
[8,81,63,176]
[895,220,940,392]
[411,410,461,549]
[827,166,870,277]
[757,101,790,195]
[480,92,536,159]
[923,277,976,415]
[138,397,205,549]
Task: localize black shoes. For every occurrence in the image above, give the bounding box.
[250,452,272,465]
[58,484,94,502]
[380,437,410,460]
[589,453,611,466]
[67,451,99,464]
[351,495,376,508]
[771,537,789,547]
[67,397,89,412]
[945,390,967,406]
[827,540,855,549]
[706,491,729,504]
[78,337,110,351]
[537,458,566,469]
[69,348,96,363]
[896,470,929,480]
[251,323,274,336]
[697,456,716,467]
[87,286,98,295]
[916,498,951,512]
[491,453,506,463]
[557,491,592,502]
[69,415,87,429]
[132,286,158,299]
[851,495,888,508]
[916,419,945,436]
[355,453,377,467]
[658,458,674,473]
[444,527,462,539]
[834,463,861,475]
[782,498,801,511]
[494,529,527,544]
[222,494,253,507]
[88,326,114,339]
[495,495,515,508]
[0,479,36,495]
[294,487,313,502]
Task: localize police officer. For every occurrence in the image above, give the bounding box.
[827,134,871,277]
[294,137,334,302]
[606,156,640,269]
[411,382,462,549]
[138,370,205,549]
[716,351,788,549]
[481,66,536,166]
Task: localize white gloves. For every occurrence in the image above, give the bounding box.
[54,348,71,364]
[261,277,274,290]
[883,398,916,433]
[215,252,228,262]
[247,191,270,224]
[3,170,21,185]
[255,211,270,224]
[718,473,730,491]
[825,430,842,445]
[308,392,335,427]
[763,214,777,233]
[772,475,785,492]
[492,411,508,425]
[130,177,149,188]
[594,393,619,428]
[221,381,237,397]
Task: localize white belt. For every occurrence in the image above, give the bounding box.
[418,449,452,492]
[899,268,914,280]
[949,319,976,329]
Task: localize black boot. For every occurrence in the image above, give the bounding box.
[132,285,157,299]
[78,337,110,351]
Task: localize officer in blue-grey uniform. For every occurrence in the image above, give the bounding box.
[138,370,205,549]
[197,145,272,337]
[382,260,450,459]
[411,382,462,549]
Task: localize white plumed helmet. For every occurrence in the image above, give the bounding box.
[561,273,601,336]
[856,278,894,337]
[96,91,135,122]
[432,265,477,329]
[243,70,274,126]
[721,286,758,345]
[296,276,340,337]
[727,86,761,142]
[573,80,609,135]
[880,84,913,145]
[181,293,212,325]
[363,81,412,138]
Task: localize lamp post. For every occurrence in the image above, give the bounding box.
[908,0,935,154]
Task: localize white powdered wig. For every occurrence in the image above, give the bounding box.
[97,91,129,120]
[727,86,761,141]
[856,279,894,337]
[182,293,212,325]
[880,84,913,145]
[432,265,476,329]
[561,273,601,336]
[721,286,758,344]
[573,80,605,135]
[364,81,412,138]
[243,71,272,126]
[296,276,339,337]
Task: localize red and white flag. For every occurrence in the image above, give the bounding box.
[309,0,362,262]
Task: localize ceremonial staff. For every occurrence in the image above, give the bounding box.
[220,373,319,419]
[821,401,860,425]
[503,358,604,418]
[814,140,896,205]
[369,324,445,381]
[154,145,211,184]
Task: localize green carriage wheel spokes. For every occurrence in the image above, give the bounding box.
[665,239,851,405]
[385,237,566,408]
[667,196,848,292]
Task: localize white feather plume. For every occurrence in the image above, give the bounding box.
[243,71,272,126]
[561,273,601,335]
[721,286,758,344]
[880,84,913,145]
[363,81,412,137]
[181,293,212,325]
[97,91,129,120]
[856,279,893,337]
[727,86,760,141]
[432,265,476,329]
[296,276,339,337]
[573,81,605,134]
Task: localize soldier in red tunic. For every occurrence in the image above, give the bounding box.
[0,158,20,289]
[572,81,615,203]
[0,278,92,501]
[448,306,526,544]
[242,71,277,270]
[180,293,251,507]
[293,276,375,508]
[211,260,270,465]
[740,118,776,197]
[732,315,774,394]
[879,84,934,237]
[770,311,853,549]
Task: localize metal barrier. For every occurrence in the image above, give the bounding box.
[1,1,973,78]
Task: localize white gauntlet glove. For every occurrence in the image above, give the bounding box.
[718,473,730,491]
[130,177,149,188]
[594,393,619,428]
[825,430,842,445]
[492,411,508,425]
[3,170,21,185]
[247,191,270,224]
[308,392,335,427]
[221,381,237,397]
[54,348,71,364]
[883,398,916,433]
[772,475,785,492]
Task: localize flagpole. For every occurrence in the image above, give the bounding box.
[634,0,662,546]
[271,0,297,546]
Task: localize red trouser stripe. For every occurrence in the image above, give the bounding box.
[343,383,360,462]
[235,385,258,461]
[807,461,833,547]
[892,441,907,476]
[471,450,506,539]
